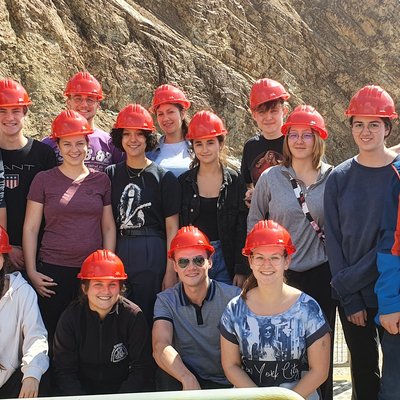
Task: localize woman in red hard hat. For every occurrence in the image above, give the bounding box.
[147,84,191,177]
[106,104,180,327]
[0,225,49,398]
[220,221,330,399]
[248,105,334,397]
[324,85,399,400]
[179,110,249,287]
[23,110,116,344]
[53,249,153,395]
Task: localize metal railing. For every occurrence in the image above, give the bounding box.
[333,314,350,367]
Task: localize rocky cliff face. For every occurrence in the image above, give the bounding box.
[0,0,398,164]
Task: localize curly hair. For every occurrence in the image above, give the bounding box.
[110,128,158,152]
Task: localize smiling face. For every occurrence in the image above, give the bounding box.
[173,247,211,288]
[156,103,185,138]
[192,137,221,166]
[249,245,290,286]
[67,94,99,124]
[0,106,26,137]
[57,135,88,167]
[287,125,316,162]
[252,102,287,139]
[351,116,389,154]
[84,279,121,319]
[121,129,147,160]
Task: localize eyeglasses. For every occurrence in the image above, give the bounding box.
[251,254,285,267]
[351,121,383,134]
[287,132,315,142]
[70,96,98,106]
[176,255,207,269]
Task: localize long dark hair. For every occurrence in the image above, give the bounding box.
[189,135,228,169]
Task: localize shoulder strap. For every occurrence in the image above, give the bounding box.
[289,175,325,244]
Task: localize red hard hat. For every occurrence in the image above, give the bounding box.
[0,79,32,107]
[168,226,215,258]
[186,110,228,140]
[150,84,190,113]
[0,225,12,253]
[249,78,290,111]
[78,249,127,280]
[281,105,328,140]
[64,71,104,100]
[345,85,398,120]
[50,110,94,139]
[243,220,296,256]
[114,104,156,132]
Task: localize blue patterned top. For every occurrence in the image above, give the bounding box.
[219,292,330,390]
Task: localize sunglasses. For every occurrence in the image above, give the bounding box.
[177,255,207,269]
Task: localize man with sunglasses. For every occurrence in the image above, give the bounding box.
[152,226,240,391]
[43,71,124,172]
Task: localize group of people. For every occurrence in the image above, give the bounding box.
[0,71,398,400]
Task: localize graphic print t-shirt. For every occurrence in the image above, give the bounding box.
[106,162,180,232]
[219,292,330,388]
[240,134,284,185]
[2,139,56,246]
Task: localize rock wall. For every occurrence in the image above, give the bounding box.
[0,0,398,164]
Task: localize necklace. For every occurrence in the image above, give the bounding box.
[126,164,149,179]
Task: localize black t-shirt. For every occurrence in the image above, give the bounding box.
[193,196,219,241]
[2,138,57,246]
[240,134,284,185]
[105,162,181,233]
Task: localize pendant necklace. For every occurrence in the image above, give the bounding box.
[126,163,150,179]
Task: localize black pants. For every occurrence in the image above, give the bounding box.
[117,235,167,328]
[0,368,22,399]
[286,261,336,400]
[155,367,232,391]
[338,306,383,400]
[0,369,50,398]
[36,262,81,350]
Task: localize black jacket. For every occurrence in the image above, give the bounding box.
[53,298,154,395]
[178,166,250,278]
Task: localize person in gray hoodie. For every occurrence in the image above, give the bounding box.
[247,105,334,400]
[0,225,48,398]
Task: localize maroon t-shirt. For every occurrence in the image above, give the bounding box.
[28,167,111,267]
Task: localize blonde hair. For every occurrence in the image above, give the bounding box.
[282,128,326,169]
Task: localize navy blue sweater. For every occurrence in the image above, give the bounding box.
[324,156,399,316]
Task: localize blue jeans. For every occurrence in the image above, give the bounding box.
[208,240,232,285]
[379,331,400,400]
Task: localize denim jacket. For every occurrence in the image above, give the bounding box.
[178,166,250,278]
